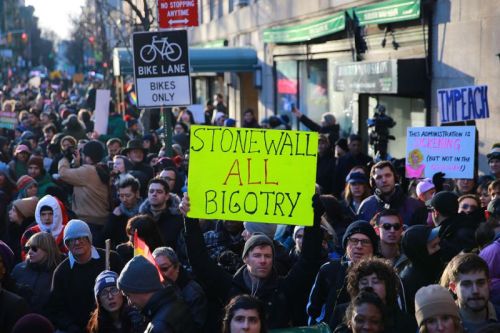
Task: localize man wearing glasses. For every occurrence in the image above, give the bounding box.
[307,220,377,326]
[47,219,123,333]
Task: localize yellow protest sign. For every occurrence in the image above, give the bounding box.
[187,125,318,226]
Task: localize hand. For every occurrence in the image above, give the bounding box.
[90,131,100,140]
[73,149,81,166]
[179,193,190,216]
[291,106,302,118]
[113,206,122,216]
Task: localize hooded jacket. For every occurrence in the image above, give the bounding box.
[357,185,427,226]
[399,225,444,315]
[480,239,500,307]
[438,211,482,263]
[20,195,69,259]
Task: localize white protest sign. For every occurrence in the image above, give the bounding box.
[406,126,475,179]
[189,104,205,124]
[132,30,191,108]
[94,89,110,135]
[437,85,489,123]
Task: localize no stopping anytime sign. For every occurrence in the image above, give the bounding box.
[132,30,192,107]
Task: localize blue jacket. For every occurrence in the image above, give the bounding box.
[357,185,426,225]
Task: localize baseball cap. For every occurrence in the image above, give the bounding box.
[426,191,459,216]
[416,178,435,197]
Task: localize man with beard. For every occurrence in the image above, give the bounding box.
[446,253,500,332]
[358,161,426,225]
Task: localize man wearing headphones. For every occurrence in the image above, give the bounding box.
[358,161,426,226]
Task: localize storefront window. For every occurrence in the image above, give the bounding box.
[276,61,298,117]
[368,96,426,159]
[194,78,208,106]
[299,60,329,130]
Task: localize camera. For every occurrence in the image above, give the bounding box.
[367,105,396,160]
[107,161,114,171]
[63,146,75,161]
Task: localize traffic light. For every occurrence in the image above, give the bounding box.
[21,32,28,43]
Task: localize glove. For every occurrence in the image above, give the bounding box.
[432,172,446,192]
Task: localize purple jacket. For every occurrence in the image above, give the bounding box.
[479,239,500,306]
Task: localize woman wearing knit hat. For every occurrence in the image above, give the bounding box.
[415,284,463,333]
[87,270,145,333]
[26,155,55,197]
[11,232,63,313]
[8,144,30,180]
[6,197,39,261]
[15,175,38,199]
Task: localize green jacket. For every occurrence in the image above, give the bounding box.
[98,113,126,143]
[36,173,55,197]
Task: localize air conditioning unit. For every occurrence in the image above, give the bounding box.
[234,0,250,7]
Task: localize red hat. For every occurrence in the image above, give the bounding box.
[16,175,37,192]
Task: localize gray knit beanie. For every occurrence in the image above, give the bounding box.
[63,219,92,247]
[242,234,275,259]
[243,222,277,239]
[117,255,163,293]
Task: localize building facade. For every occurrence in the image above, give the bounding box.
[188,0,499,174]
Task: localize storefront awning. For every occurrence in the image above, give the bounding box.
[353,0,421,26]
[112,47,258,76]
[262,12,346,43]
[190,47,258,72]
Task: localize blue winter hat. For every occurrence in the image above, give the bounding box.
[94,270,118,298]
[63,219,92,247]
[346,172,369,184]
[224,118,236,127]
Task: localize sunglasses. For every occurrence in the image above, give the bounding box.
[460,204,478,211]
[380,223,402,231]
[25,245,38,252]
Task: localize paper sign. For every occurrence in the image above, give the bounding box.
[189,104,204,124]
[406,126,476,179]
[437,85,489,123]
[94,89,111,135]
[187,126,318,226]
[0,111,17,129]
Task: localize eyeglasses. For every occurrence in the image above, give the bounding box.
[67,236,88,245]
[25,245,38,252]
[381,223,402,231]
[100,287,120,298]
[348,237,372,247]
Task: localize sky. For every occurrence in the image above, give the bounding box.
[25,0,86,40]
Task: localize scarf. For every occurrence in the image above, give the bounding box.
[119,199,143,218]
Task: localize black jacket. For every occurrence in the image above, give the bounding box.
[142,286,195,333]
[183,202,323,330]
[0,288,28,333]
[438,211,482,263]
[307,257,349,325]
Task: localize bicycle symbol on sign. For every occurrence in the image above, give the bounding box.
[139,35,182,63]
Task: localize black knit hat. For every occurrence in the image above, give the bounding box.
[82,140,105,164]
[118,255,163,294]
[242,234,275,259]
[427,191,458,217]
[342,220,378,250]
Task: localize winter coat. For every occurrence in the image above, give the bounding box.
[142,286,195,333]
[399,225,444,315]
[58,158,110,226]
[35,172,56,197]
[307,258,350,326]
[316,152,336,194]
[98,113,126,143]
[10,260,57,313]
[175,267,207,330]
[438,211,481,263]
[20,194,69,260]
[183,208,323,330]
[0,288,28,333]
[480,238,500,307]
[357,185,427,226]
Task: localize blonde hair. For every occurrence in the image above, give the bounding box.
[26,232,62,270]
[408,149,424,166]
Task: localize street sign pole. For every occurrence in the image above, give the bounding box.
[132,30,191,158]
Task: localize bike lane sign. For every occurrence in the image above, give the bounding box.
[132,30,191,108]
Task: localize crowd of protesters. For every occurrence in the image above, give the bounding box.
[0,74,499,333]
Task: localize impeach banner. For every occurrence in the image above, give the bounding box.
[187,126,318,226]
[437,85,489,123]
[406,126,475,179]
